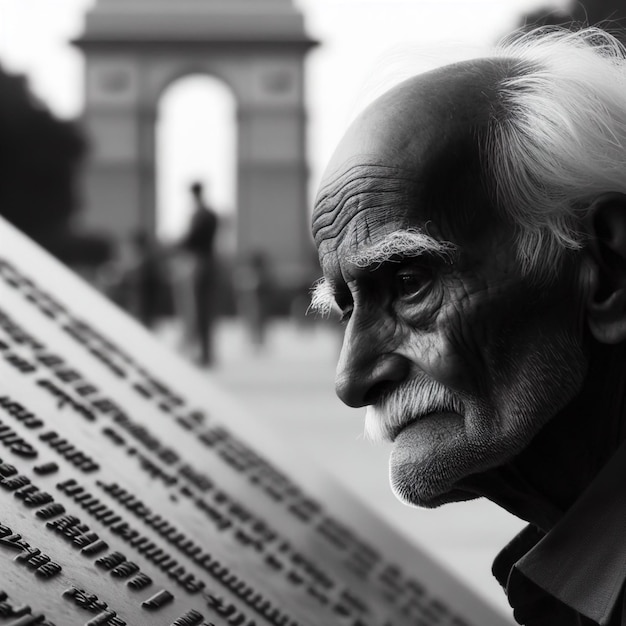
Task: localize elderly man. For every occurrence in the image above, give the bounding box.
[311,28,626,626]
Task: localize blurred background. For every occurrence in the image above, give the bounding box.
[0,0,624,620]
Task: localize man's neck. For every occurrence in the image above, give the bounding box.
[462,341,626,532]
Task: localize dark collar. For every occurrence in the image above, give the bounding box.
[493,440,626,626]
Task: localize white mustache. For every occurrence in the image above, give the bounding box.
[364,377,465,442]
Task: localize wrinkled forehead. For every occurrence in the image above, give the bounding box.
[313,163,426,268]
[312,58,512,268]
[312,131,487,272]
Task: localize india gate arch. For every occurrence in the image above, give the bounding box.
[73,0,318,298]
[155,72,237,247]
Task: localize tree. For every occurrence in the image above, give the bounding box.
[517,0,626,40]
[0,65,110,266]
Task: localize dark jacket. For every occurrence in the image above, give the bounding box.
[493,441,626,625]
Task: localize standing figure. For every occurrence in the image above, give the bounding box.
[234,251,274,350]
[178,181,219,366]
[126,231,169,329]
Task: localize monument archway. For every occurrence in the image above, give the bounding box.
[156,73,237,250]
[74,0,317,292]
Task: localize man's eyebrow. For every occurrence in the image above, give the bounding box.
[308,277,336,318]
[308,229,456,318]
[347,228,457,268]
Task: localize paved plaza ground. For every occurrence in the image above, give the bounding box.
[159,316,525,621]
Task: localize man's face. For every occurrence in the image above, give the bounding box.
[312,62,588,508]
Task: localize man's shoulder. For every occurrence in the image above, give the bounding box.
[493,442,626,625]
[492,524,545,591]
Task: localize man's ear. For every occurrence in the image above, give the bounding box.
[585,192,626,344]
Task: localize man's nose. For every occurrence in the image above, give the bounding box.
[334,322,409,408]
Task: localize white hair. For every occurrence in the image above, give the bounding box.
[309,277,335,318]
[487,27,626,277]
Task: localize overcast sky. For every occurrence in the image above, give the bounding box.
[0,0,570,237]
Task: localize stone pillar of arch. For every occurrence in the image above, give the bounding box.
[73,0,317,293]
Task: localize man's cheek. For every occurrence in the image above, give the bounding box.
[402,328,478,393]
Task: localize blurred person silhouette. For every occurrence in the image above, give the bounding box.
[234,250,274,351]
[175,181,220,366]
[97,230,169,330]
[125,231,170,329]
[95,235,136,308]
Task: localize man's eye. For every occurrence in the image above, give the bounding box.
[332,292,353,323]
[339,305,353,323]
[394,268,432,299]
